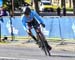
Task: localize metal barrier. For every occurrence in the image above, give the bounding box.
[0,16,75,40]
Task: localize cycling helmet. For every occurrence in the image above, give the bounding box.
[24,7,31,15]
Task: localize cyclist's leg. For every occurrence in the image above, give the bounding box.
[44,40,52,50]
[27,22,38,44]
[27,29,38,44]
[35,28,52,50]
[31,18,51,50]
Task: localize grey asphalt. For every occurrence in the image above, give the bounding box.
[0,40,75,60]
[0,45,75,60]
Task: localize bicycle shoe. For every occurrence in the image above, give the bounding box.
[44,41,52,51]
[47,45,52,51]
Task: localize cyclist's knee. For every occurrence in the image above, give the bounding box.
[36,29,41,33]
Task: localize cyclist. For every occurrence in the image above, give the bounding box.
[21,7,52,51]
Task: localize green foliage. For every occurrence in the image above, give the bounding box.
[38,0,41,1]
[3,0,12,11]
[3,0,25,11]
[14,0,19,9]
[66,8,73,11]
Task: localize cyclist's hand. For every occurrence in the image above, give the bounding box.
[40,23,45,28]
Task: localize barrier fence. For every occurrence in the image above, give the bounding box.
[0,16,75,40]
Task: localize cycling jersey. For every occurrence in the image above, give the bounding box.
[21,10,44,31]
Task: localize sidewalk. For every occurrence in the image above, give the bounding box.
[0,40,75,52]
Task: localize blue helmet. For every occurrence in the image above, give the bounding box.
[24,7,31,15]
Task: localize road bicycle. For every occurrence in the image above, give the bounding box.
[36,28,51,56]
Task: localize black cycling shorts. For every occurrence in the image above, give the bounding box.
[27,18,40,29]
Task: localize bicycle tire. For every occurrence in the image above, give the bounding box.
[41,38,51,56]
[40,39,47,55]
[37,33,51,56]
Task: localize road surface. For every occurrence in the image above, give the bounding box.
[0,41,75,60]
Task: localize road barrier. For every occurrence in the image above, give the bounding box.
[1,16,75,39]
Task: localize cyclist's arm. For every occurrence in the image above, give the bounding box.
[33,11,44,24]
[21,15,27,31]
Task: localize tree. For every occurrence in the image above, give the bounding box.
[73,0,75,15]
[61,0,65,7]
[69,0,71,8]
[33,0,39,14]
[3,0,12,11]
[14,0,25,7]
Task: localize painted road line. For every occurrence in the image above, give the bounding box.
[0,57,40,60]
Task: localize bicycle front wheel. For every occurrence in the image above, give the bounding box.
[37,33,51,56]
[41,40,51,56]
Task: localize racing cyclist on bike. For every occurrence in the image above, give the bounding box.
[21,7,52,51]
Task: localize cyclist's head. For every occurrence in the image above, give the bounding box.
[24,7,31,15]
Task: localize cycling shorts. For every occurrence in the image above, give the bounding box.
[27,18,40,29]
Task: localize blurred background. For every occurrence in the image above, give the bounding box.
[0,0,75,41]
[1,0,75,16]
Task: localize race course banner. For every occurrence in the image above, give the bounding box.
[1,16,75,39]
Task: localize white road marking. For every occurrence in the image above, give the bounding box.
[0,56,40,60]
